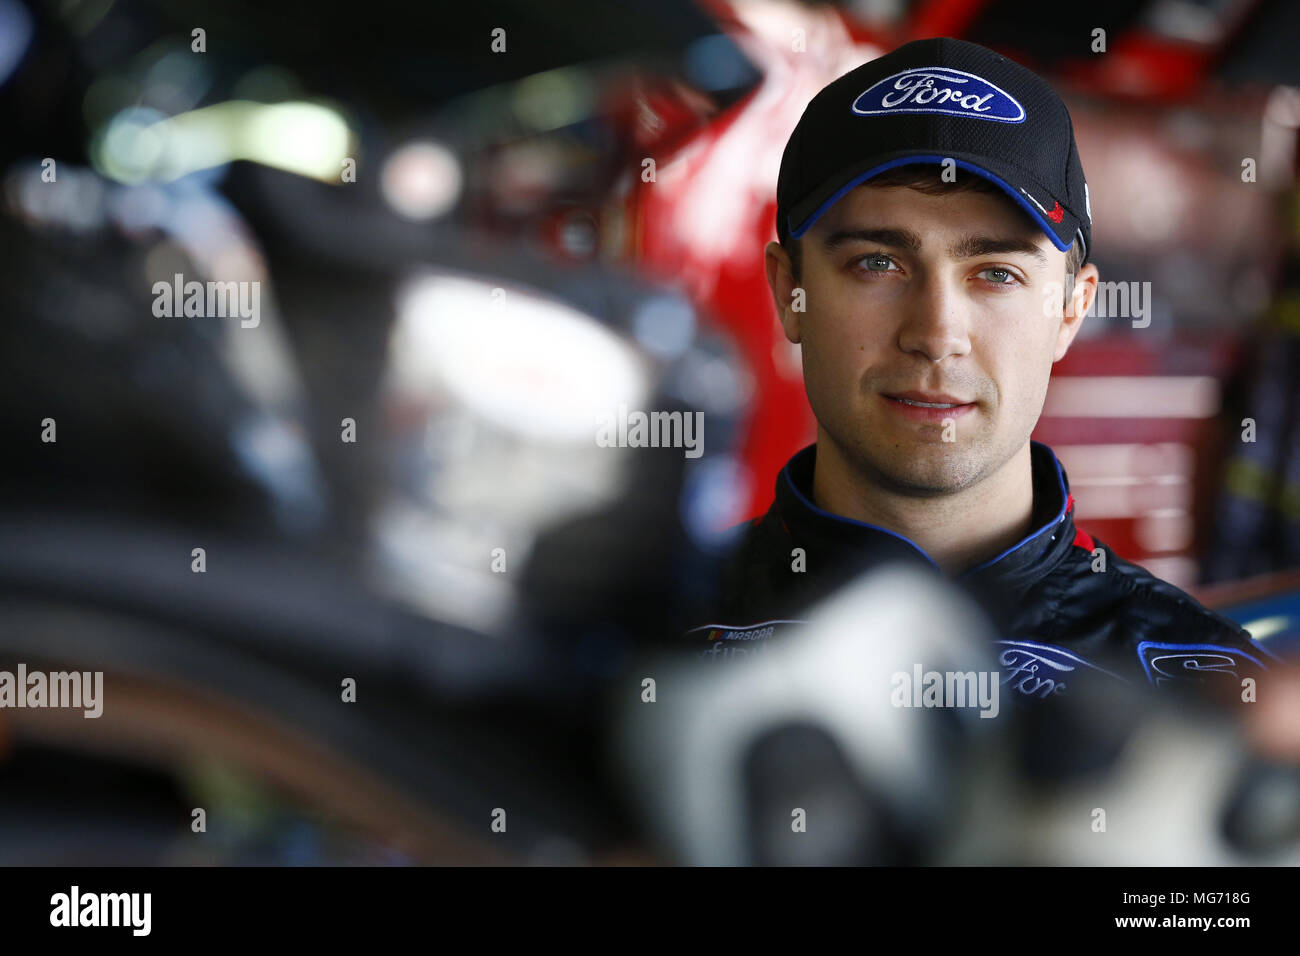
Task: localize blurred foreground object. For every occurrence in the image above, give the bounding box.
[617,564,1300,866]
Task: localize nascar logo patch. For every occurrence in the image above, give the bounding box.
[852,67,1026,123]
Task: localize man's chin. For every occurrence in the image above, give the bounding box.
[859,447,987,496]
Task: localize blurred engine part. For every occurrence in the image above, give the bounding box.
[614,565,1002,865]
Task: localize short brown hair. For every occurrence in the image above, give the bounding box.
[781,165,1084,306]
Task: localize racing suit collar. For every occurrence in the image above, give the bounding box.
[774,439,1080,596]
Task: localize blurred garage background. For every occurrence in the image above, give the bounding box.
[2,0,1300,865]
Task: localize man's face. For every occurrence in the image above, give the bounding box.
[768,184,1090,496]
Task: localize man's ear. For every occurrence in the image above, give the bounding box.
[1054,261,1099,362]
[764,240,802,344]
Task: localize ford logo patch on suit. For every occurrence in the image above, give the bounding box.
[852,67,1026,123]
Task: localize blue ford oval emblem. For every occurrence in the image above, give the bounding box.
[852,66,1026,123]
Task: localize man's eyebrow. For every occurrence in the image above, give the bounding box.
[950,234,1048,263]
[820,228,921,253]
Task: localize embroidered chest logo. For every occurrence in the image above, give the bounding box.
[685,620,805,661]
[1136,641,1269,687]
[994,639,1126,699]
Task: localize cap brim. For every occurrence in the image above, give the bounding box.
[787,152,1086,261]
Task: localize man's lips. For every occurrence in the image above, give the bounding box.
[880,390,977,422]
[884,390,972,406]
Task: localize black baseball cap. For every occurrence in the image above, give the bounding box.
[776,37,1091,264]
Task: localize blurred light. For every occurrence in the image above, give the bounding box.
[632,295,696,359]
[107,181,171,234]
[512,69,591,132]
[1143,0,1225,44]
[4,161,106,232]
[1067,485,1188,521]
[1135,510,1194,553]
[1264,85,1300,129]
[1243,616,1291,642]
[0,0,33,87]
[1050,444,1190,481]
[666,350,750,416]
[681,454,751,549]
[1109,142,1190,243]
[229,414,328,535]
[1261,86,1300,188]
[380,140,462,221]
[1054,442,1195,481]
[683,34,754,92]
[244,102,352,180]
[391,274,649,443]
[1055,442,1195,522]
[557,209,598,259]
[93,101,354,184]
[1043,377,1219,418]
[144,48,215,115]
[96,106,170,184]
[490,142,563,214]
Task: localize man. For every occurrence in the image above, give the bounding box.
[690,37,1278,701]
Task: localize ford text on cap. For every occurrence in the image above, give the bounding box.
[776,37,1092,264]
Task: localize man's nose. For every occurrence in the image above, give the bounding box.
[895,275,973,363]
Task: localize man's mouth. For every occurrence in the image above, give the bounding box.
[880,390,978,422]
[893,398,963,408]
[882,390,974,408]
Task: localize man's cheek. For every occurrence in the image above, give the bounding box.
[804,349,855,415]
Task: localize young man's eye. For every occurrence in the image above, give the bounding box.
[977,266,1019,285]
[852,253,898,275]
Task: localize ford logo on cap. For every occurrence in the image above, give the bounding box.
[851,67,1026,123]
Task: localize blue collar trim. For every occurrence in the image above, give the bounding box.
[778,440,1070,579]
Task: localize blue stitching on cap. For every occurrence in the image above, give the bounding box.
[789,154,1074,254]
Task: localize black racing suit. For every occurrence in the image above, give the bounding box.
[687,441,1279,703]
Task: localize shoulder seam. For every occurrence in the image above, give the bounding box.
[1107,554,1246,638]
